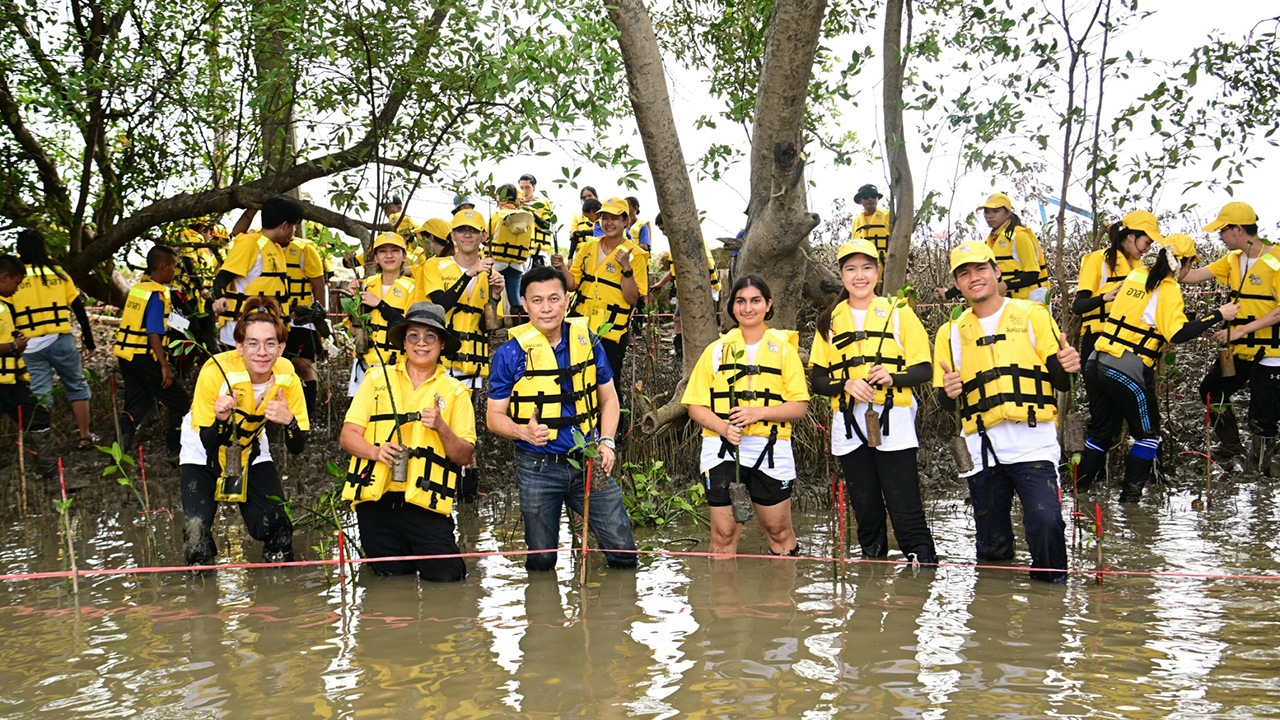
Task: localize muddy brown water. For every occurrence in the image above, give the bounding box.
[3,478,1280,719]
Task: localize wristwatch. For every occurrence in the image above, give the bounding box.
[621,270,634,278]
[599,436,617,451]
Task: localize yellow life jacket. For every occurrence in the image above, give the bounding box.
[569,238,648,342]
[948,300,1058,435]
[433,258,494,379]
[1222,247,1280,360]
[1092,267,1178,368]
[1077,250,1134,337]
[0,301,27,385]
[487,207,535,264]
[703,327,800,442]
[670,245,722,294]
[192,351,305,474]
[508,318,598,442]
[341,363,465,514]
[177,229,220,314]
[530,200,554,253]
[359,275,416,368]
[283,237,323,315]
[819,297,915,416]
[112,281,171,361]
[987,221,1049,300]
[7,266,78,338]
[628,219,651,248]
[220,234,289,322]
[852,208,891,263]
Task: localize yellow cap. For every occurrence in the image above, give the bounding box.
[211,224,229,240]
[976,193,1013,211]
[372,231,406,251]
[1203,201,1258,232]
[836,239,880,265]
[1120,210,1165,246]
[599,197,629,217]
[1164,233,1199,261]
[418,218,452,241]
[451,209,486,231]
[949,241,997,273]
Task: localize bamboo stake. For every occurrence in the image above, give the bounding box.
[1094,502,1103,585]
[57,459,79,596]
[17,404,26,518]
[579,460,594,587]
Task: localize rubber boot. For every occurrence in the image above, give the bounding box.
[673,333,683,360]
[1259,435,1280,479]
[1212,408,1246,461]
[1074,446,1107,492]
[302,380,318,421]
[1118,453,1154,503]
[459,466,479,504]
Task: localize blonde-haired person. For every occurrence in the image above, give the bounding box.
[810,240,936,564]
[179,297,310,566]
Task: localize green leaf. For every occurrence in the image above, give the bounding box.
[103,466,117,476]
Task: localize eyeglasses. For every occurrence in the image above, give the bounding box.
[243,340,280,353]
[405,331,441,346]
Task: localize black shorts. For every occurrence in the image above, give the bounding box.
[704,461,793,508]
[285,326,321,362]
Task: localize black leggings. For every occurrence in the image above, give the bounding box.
[837,446,937,563]
[180,462,293,565]
[1200,356,1280,437]
[1085,356,1161,444]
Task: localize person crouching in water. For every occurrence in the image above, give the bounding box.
[681,275,810,556]
[339,302,474,582]
[810,240,937,564]
[179,297,309,566]
[933,242,1078,582]
[1078,223,1235,500]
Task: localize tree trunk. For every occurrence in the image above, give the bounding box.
[606,0,718,377]
[253,0,298,190]
[881,0,914,296]
[734,0,828,330]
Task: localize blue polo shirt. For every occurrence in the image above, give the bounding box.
[488,322,614,455]
[142,294,167,335]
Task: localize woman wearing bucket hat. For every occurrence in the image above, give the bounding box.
[940,193,1049,304]
[1180,201,1280,468]
[810,239,937,564]
[1078,216,1236,501]
[851,184,891,266]
[346,232,417,396]
[340,301,474,582]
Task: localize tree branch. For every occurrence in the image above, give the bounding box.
[0,74,72,221]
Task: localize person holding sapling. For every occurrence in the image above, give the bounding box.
[681,275,810,556]
[339,302,474,582]
[346,231,416,396]
[1081,225,1236,498]
[179,297,309,566]
[810,240,937,564]
[933,242,1077,582]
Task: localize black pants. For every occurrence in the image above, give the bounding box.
[180,462,293,565]
[1199,354,1255,422]
[837,446,937,563]
[355,493,466,582]
[0,382,46,431]
[118,355,191,451]
[1085,356,1161,444]
[600,337,627,382]
[1247,363,1280,437]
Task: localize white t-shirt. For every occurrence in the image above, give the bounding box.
[952,301,1060,477]
[178,381,275,468]
[699,341,797,480]
[219,254,265,346]
[830,306,919,456]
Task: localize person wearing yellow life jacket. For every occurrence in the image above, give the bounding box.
[346,232,416,396]
[933,241,1078,582]
[940,194,1049,304]
[682,275,810,556]
[1072,219,1151,361]
[211,197,300,348]
[382,196,417,236]
[485,265,637,572]
[1078,225,1232,500]
[555,196,650,379]
[488,183,537,312]
[1175,202,1280,465]
[650,211,721,360]
[113,246,191,453]
[7,229,98,450]
[175,220,221,350]
[851,184,891,266]
[179,297,309,566]
[281,232,327,418]
[569,196,601,261]
[0,255,62,485]
[810,240,936,564]
[624,197,652,252]
[414,218,454,266]
[340,302,474,582]
[519,173,555,261]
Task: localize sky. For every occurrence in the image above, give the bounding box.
[304,0,1280,258]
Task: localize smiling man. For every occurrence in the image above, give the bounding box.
[486,265,637,573]
[933,241,1078,583]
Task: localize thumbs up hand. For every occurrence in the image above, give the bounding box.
[215,389,239,421]
[265,388,294,425]
[524,407,550,446]
[939,360,963,400]
[421,394,444,431]
[1056,332,1081,373]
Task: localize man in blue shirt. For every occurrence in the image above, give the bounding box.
[487,265,638,571]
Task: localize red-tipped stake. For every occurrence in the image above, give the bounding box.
[137,445,150,512]
[1094,503,1104,585]
[57,458,79,596]
[579,459,594,588]
[337,527,346,583]
[16,404,25,518]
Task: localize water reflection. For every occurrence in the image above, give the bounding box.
[2,494,1280,716]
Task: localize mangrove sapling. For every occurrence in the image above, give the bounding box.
[97,442,158,562]
[340,296,411,489]
[723,343,754,524]
[864,289,909,448]
[619,460,708,528]
[55,459,79,596]
[943,307,975,473]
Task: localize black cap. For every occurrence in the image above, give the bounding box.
[854,184,882,202]
[387,302,461,358]
[382,196,404,208]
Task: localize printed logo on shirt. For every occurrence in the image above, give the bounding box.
[1250,275,1263,285]
[606,263,617,274]
[767,340,779,353]
[874,307,887,318]
[578,334,589,346]
[392,288,403,297]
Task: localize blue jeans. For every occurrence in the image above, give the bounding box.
[24,333,91,402]
[500,266,523,314]
[966,460,1067,583]
[515,449,637,571]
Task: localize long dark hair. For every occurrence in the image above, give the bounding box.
[15,229,67,285]
[725,274,774,328]
[1104,220,1131,274]
[1145,249,1175,293]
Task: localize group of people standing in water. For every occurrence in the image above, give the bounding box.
[0,183,1265,585]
